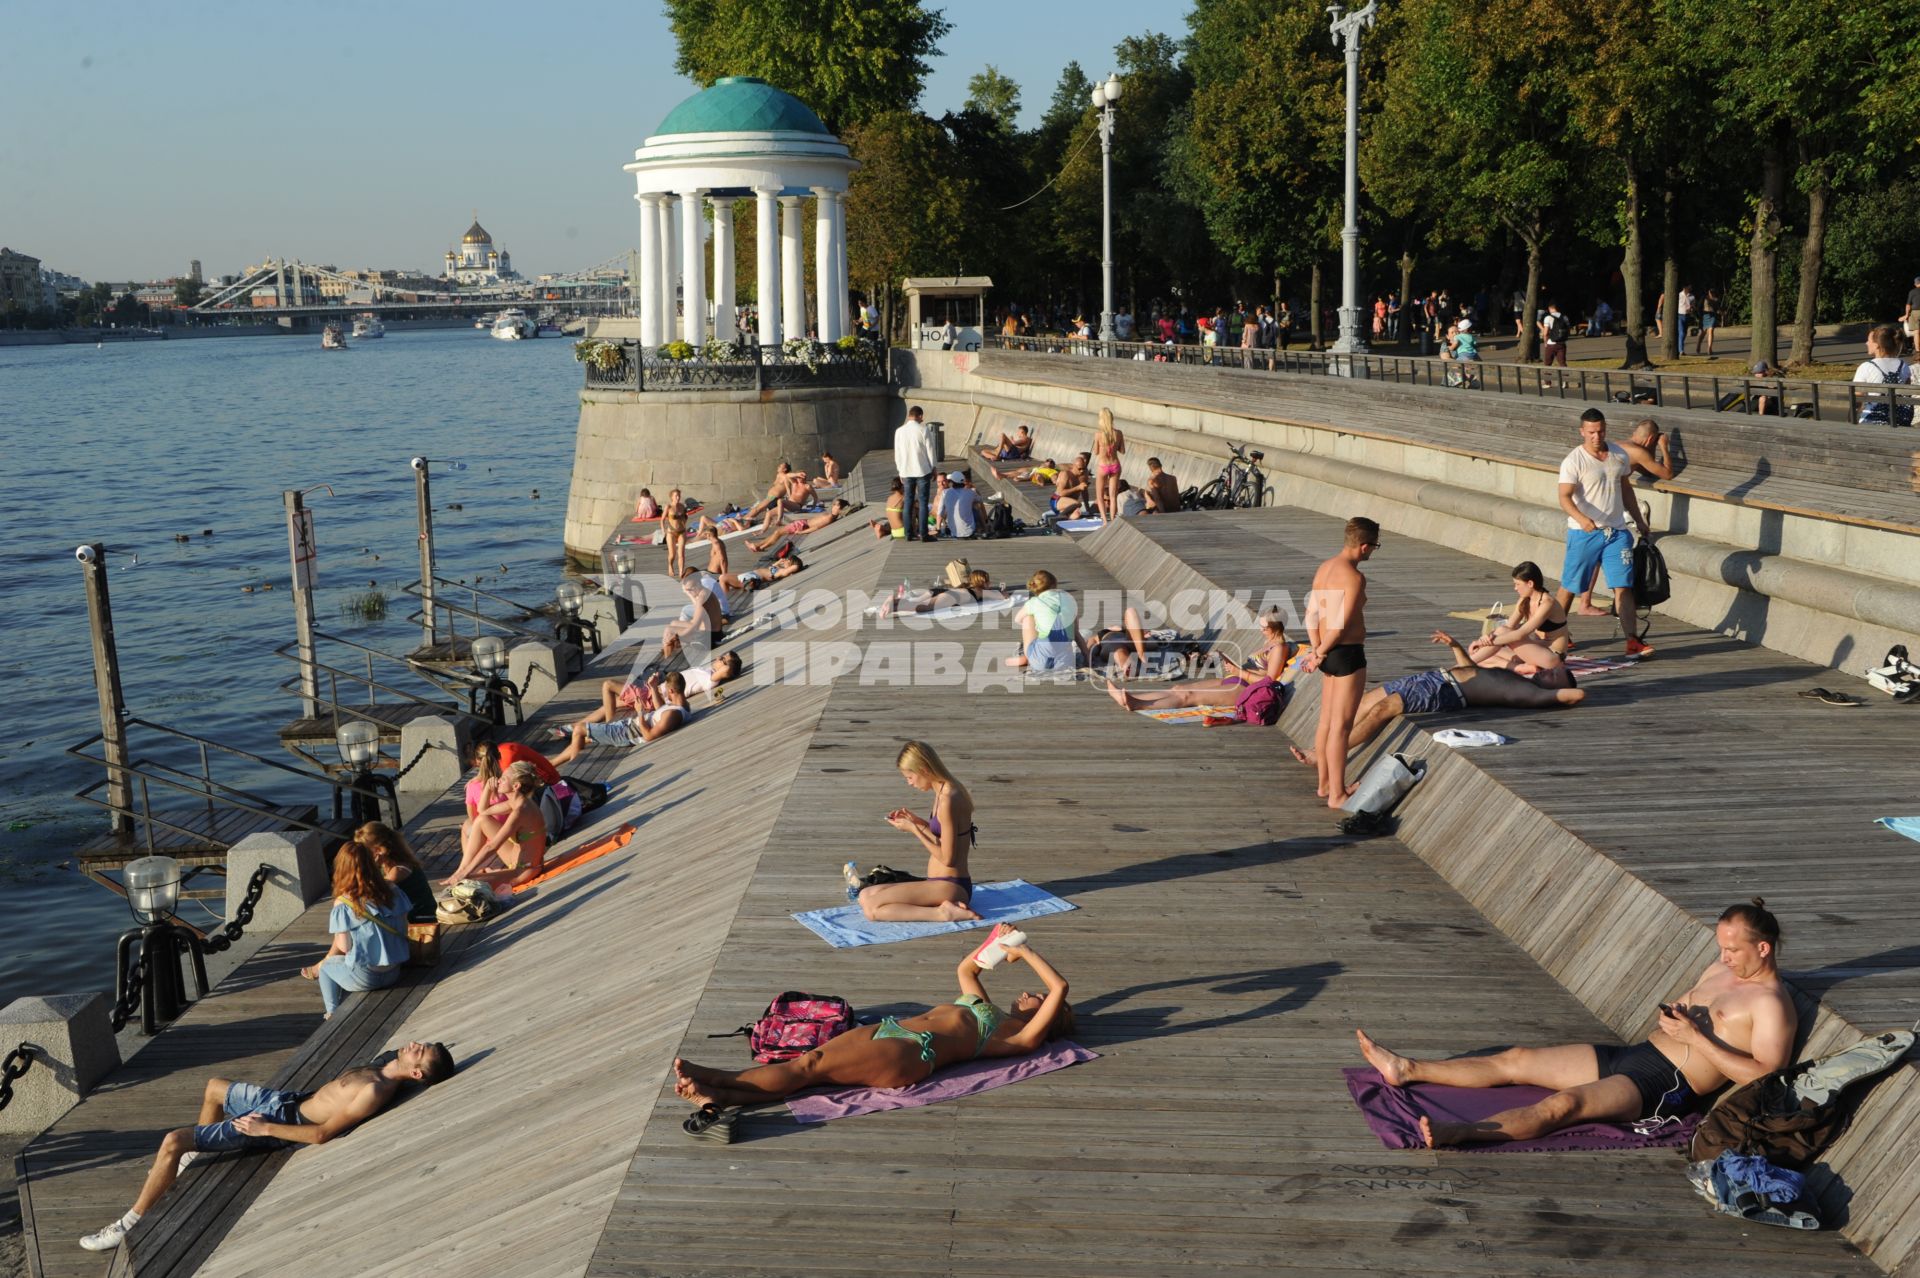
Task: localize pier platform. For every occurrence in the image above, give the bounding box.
[15,446,1915,1276]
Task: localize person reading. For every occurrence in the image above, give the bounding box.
[854,741,981,923]
[79,1042,454,1252]
[671,938,1070,1114]
[1354,900,1796,1146]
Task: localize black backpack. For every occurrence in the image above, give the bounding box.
[1546,312,1569,344]
[1632,537,1671,608]
[981,501,1016,540]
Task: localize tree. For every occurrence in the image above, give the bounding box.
[964,65,1021,133]
[173,277,204,309]
[1366,0,1583,362]
[844,111,970,339]
[664,0,951,133]
[111,291,147,325]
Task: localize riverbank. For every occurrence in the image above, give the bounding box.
[0,317,483,346]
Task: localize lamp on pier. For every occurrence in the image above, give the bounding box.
[117,855,204,1034]
[606,547,639,632]
[552,579,600,655]
[1090,72,1124,347]
[469,635,521,726]
[334,719,398,828]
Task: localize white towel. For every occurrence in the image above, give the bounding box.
[1432,729,1511,749]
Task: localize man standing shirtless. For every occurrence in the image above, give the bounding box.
[81,1041,455,1251]
[1300,517,1380,808]
[1355,900,1795,1147]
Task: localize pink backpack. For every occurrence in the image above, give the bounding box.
[716,992,857,1063]
[1234,676,1288,726]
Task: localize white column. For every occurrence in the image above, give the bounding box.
[711,197,735,341]
[779,196,805,342]
[680,189,707,345]
[755,187,781,346]
[636,194,659,346]
[664,195,681,339]
[812,188,835,342]
[832,191,850,339]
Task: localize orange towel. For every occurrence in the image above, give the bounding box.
[507,823,636,894]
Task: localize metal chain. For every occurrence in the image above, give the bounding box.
[109,950,146,1033]
[0,1044,36,1111]
[390,740,437,782]
[196,864,276,957]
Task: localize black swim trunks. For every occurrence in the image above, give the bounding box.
[1592,1041,1698,1118]
[1319,643,1367,678]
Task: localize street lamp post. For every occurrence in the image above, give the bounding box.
[1328,1,1378,359]
[1091,72,1124,346]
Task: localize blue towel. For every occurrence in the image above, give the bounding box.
[1876,816,1920,844]
[792,879,1077,949]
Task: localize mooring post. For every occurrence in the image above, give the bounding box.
[413,457,436,650]
[284,489,320,719]
[77,543,133,836]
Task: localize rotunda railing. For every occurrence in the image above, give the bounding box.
[581,339,887,393]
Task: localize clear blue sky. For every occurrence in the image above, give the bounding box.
[2,1,1182,283]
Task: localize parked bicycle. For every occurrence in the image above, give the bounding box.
[1188,442,1273,510]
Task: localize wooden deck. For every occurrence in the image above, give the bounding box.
[20,449,1908,1276]
[277,702,462,745]
[75,805,320,905]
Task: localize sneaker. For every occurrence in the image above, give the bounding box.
[177,1150,200,1175]
[79,1220,129,1252]
[548,725,571,742]
[1624,637,1656,659]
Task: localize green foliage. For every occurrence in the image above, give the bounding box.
[964,65,1021,133]
[172,277,203,309]
[845,110,970,310]
[339,589,388,622]
[663,0,951,132]
[659,340,695,361]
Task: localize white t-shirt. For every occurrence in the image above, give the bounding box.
[682,667,715,698]
[939,487,980,538]
[893,419,936,478]
[1853,357,1909,386]
[1558,443,1633,531]
[1116,487,1147,518]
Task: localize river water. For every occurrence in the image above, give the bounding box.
[0,328,583,1007]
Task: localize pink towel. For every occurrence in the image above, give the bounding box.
[1344,1067,1698,1153]
[786,1041,1097,1123]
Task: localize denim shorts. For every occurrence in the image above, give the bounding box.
[1382,668,1466,715]
[1563,526,1635,592]
[585,720,643,748]
[1026,631,1078,673]
[194,1082,306,1152]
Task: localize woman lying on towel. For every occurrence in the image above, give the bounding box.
[856,741,981,923]
[897,568,1011,614]
[673,939,1073,1109]
[1103,609,1292,715]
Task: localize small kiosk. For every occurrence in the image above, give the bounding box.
[903,276,992,351]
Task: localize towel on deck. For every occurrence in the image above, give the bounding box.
[1343,1067,1700,1153]
[1562,654,1641,678]
[1876,816,1920,845]
[787,1041,1098,1123]
[1055,518,1106,533]
[1432,729,1512,749]
[792,879,1077,948]
[1135,705,1236,724]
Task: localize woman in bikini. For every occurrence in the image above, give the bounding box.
[580,652,742,730]
[1105,609,1292,711]
[857,741,981,922]
[898,569,1007,614]
[672,938,1072,1123]
[1092,407,1126,524]
[870,477,905,539]
[662,488,690,579]
[1468,561,1571,669]
[441,761,547,889]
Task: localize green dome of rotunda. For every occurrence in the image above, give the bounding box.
[653,77,831,136]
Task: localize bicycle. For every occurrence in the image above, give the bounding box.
[1189,442,1274,510]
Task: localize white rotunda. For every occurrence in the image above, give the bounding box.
[625,77,856,347]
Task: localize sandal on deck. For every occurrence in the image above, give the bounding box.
[682,1104,736,1144]
[1797,688,1863,707]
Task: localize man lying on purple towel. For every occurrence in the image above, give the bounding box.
[1354,899,1795,1148]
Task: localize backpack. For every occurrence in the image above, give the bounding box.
[564,774,610,813]
[712,992,857,1063]
[1689,1030,1914,1168]
[981,500,1016,540]
[1859,360,1915,426]
[1546,312,1569,344]
[1632,537,1671,608]
[436,879,502,925]
[1233,676,1287,726]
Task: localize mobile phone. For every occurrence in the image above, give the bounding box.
[1657,1002,1678,1016]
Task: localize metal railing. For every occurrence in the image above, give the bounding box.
[273,631,474,727]
[982,334,1920,426]
[67,716,406,858]
[583,339,889,393]
[400,579,556,650]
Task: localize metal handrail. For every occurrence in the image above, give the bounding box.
[399,580,552,644]
[425,573,558,621]
[982,334,1917,426]
[271,635,469,728]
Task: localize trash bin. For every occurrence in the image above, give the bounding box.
[929,422,947,463]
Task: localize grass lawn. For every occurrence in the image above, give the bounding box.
[1566,354,1856,380]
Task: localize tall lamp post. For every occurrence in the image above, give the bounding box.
[1328,1,1378,360]
[1091,72,1124,346]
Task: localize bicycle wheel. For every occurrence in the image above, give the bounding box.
[1257,478,1276,507]
[1196,479,1227,510]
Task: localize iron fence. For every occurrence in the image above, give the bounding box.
[581,339,888,393]
[981,335,1920,427]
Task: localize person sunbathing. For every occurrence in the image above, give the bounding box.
[855,740,982,922]
[989,457,1059,485]
[746,498,849,552]
[549,672,690,766]
[459,741,559,866]
[1470,561,1572,666]
[79,1042,455,1252]
[1290,630,1582,770]
[978,424,1034,463]
[813,450,844,489]
[744,462,797,520]
[1105,610,1291,708]
[1081,604,1163,678]
[440,761,547,889]
[896,569,1009,613]
[671,938,1071,1114]
[580,652,742,729]
[659,573,725,661]
[1354,899,1795,1146]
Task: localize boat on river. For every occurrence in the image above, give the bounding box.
[351,313,386,339]
[321,324,348,350]
[491,308,536,340]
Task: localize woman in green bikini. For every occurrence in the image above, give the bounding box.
[672,939,1073,1111]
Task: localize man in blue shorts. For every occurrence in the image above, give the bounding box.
[1555,409,1654,657]
[81,1041,454,1252]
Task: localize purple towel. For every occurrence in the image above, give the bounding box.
[1343,1067,1700,1153]
[787,1041,1097,1124]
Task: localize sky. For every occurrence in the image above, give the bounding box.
[1,1,1182,284]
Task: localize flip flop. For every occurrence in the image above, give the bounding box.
[1797,688,1864,707]
[682,1103,736,1144]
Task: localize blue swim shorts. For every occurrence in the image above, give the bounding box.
[1382,668,1466,715]
[1562,526,1635,593]
[194,1081,306,1153]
